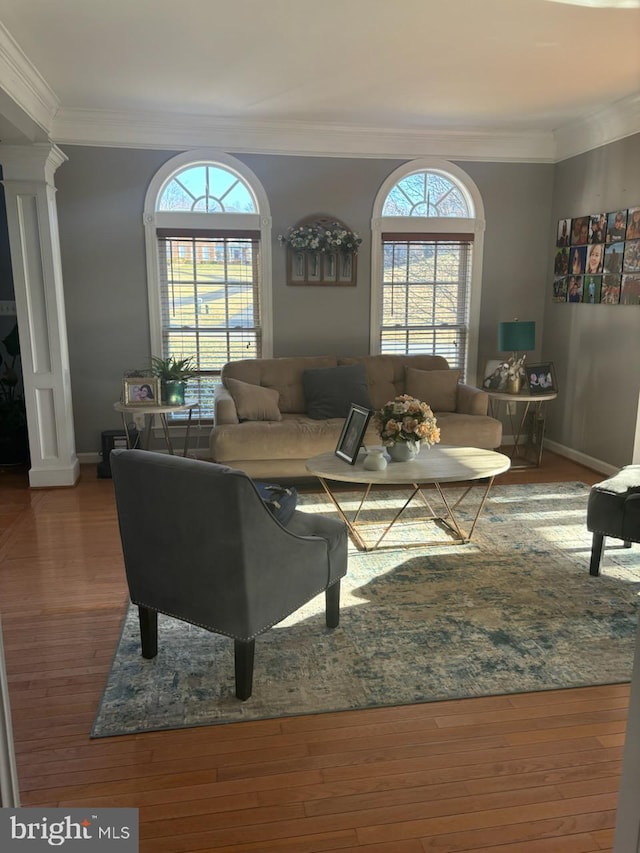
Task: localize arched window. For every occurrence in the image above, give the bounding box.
[371,160,484,382]
[144,151,272,419]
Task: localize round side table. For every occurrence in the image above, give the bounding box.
[486,390,557,468]
[113,402,198,456]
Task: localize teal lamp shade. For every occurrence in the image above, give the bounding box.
[498,321,535,354]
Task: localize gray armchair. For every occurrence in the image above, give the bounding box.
[110,449,348,699]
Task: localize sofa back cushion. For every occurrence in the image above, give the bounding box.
[303,364,371,419]
[223,356,338,413]
[338,354,450,410]
[404,367,461,412]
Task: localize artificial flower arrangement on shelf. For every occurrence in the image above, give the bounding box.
[372,395,440,462]
[277,219,362,254]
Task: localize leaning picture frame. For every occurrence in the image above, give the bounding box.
[525,363,557,395]
[335,404,372,465]
[123,376,160,405]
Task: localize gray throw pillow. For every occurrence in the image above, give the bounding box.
[303,364,371,419]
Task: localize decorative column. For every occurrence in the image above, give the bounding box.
[1,143,79,487]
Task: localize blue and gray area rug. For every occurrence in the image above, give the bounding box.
[92,481,640,737]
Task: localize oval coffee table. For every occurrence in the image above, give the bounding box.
[306,444,511,551]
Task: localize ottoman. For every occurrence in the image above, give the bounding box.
[586,464,640,576]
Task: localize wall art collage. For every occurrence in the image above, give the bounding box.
[553,206,640,305]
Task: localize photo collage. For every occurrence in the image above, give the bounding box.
[553,207,640,305]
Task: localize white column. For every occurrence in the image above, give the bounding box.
[1,143,79,487]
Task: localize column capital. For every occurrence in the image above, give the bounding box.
[0,143,68,184]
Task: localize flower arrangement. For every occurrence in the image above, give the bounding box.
[373,395,440,448]
[278,220,362,254]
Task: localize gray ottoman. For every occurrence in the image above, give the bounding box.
[586,464,640,575]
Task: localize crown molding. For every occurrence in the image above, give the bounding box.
[554,93,640,161]
[0,23,59,137]
[50,107,558,163]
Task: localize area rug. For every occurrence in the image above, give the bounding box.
[92,481,640,737]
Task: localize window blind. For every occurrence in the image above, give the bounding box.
[379,236,473,374]
[157,232,261,419]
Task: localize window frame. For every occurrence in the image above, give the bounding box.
[143,149,273,419]
[370,159,485,384]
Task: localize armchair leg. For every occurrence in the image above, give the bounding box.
[234,639,255,701]
[589,533,605,577]
[326,581,341,629]
[138,606,158,658]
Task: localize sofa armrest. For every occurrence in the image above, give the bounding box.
[214,384,240,425]
[456,383,489,416]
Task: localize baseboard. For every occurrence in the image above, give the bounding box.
[543,439,617,477]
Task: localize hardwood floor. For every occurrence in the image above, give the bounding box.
[0,452,628,852]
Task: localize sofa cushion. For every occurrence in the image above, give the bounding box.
[225,377,282,422]
[223,356,338,413]
[339,354,450,409]
[303,364,372,419]
[404,367,461,412]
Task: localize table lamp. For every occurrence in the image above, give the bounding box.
[498,320,535,394]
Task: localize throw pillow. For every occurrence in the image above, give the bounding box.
[404,367,461,412]
[225,377,282,422]
[303,364,371,420]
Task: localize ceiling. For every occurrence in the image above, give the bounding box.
[0,0,639,161]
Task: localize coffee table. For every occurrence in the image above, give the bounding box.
[306,444,511,551]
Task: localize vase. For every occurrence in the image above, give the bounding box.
[162,380,185,406]
[363,448,388,471]
[387,441,419,462]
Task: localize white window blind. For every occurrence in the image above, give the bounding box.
[157,230,261,418]
[380,235,473,373]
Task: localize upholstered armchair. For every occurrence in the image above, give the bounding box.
[110,449,348,699]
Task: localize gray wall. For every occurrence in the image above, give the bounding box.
[543,134,640,469]
[55,146,554,454]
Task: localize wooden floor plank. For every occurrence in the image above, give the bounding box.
[0,453,630,851]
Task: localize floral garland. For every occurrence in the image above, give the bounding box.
[278,220,362,254]
[373,395,441,447]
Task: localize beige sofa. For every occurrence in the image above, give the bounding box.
[210,354,502,478]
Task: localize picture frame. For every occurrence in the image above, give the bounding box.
[123,376,160,406]
[482,359,509,392]
[335,404,372,465]
[525,363,557,395]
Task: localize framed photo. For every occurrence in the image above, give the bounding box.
[525,363,557,395]
[123,376,160,405]
[335,404,372,465]
[569,245,586,275]
[571,216,589,246]
[606,209,627,244]
[601,274,621,304]
[621,274,640,305]
[482,359,509,391]
[556,218,571,248]
[588,213,607,244]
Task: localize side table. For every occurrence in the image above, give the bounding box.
[113,402,198,456]
[486,390,557,468]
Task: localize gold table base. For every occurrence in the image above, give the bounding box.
[317,476,497,552]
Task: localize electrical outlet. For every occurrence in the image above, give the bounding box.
[0,300,16,316]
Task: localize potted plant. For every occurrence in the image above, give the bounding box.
[0,322,29,466]
[150,355,197,406]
